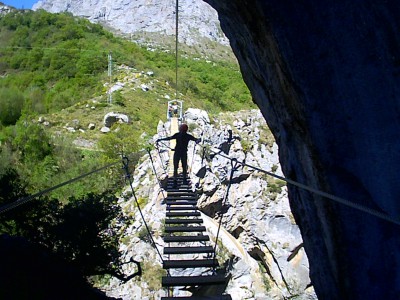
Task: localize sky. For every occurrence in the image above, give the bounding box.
[2,0,38,9]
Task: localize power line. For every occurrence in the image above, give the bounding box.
[0,46,105,54]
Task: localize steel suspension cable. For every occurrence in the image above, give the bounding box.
[209,148,400,226]
[0,160,120,215]
[122,156,168,269]
[189,142,197,173]
[146,148,167,200]
[155,144,168,173]
[212,159,239,265]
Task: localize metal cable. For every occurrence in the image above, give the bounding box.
[122,156,168,270]
[157,141,173,150]
[189,142,197,173]
[146,148,167,200]
[212,159,239,266]
[209,148,400,226]
[155,144,168,173]
[0,160,120,215]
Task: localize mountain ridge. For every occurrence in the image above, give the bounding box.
[32,0,229,47]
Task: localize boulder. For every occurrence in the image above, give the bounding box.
[100,127,110,133]
[184,108,210,125]
[110,82,124,93]
[103,112,130,128]
[141,84,149,91]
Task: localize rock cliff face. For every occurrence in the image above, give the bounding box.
[32,0,228,46]
[203,1,400,299]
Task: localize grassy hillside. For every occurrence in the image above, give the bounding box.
[0,8,254,199]
[0,9,254,131]
[0,8,256,288]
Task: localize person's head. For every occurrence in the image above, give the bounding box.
[179,123,188,132]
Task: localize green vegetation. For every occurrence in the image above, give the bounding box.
[0,172,131,279]
[258,123,275,151]
[0,9,253,129]
[141,260,166,291]
[0,8,254,197]
[0,8,255,291]
[267,177,286,201]
[258,261,272,291]
[137,224,152,242]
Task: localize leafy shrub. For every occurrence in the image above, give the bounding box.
[0,87,24,126]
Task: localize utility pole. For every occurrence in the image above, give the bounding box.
[108,51,112,104]
[175,0,179,101]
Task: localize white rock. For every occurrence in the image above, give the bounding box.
[104,112,130,127]
[141,84,149,91]
[110,82,125,93]
[100,126,110,133]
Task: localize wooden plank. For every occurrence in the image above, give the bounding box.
[166,212,200,217]
[164,235,209,243]
[165,218,203,224]
[164,246,213,254]
[161,296,232,300]
[166,191,195,195]
[163,259,218,269]
[167,206,198,211]
[164,226,206,233]
[165,200,198,205]
[167,196,197,200]
[162,274,227,287]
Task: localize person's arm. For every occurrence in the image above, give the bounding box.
[189,134,200,143]
[157,133,177,143]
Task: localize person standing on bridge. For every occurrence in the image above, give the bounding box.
[157,123,199,187]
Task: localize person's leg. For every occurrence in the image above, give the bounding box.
[181,152,188,183]
[173,152,179,187]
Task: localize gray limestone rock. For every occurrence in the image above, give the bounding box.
[203,1,400,298]
[103,112,130,128]
[100,126,110,133]
[33,0,228,46]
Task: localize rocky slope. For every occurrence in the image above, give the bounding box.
[203,1,400,299]
[0,3,13,14]
[97,109,316,300]
[32,0,228,46]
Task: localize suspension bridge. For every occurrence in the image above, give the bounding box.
[2,105,400,299]
[2,0,400,298]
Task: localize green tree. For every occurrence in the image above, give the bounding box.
[0,178,137,281]
[12,119,53,162]
[0,87,24,126]
[98,124,140,159]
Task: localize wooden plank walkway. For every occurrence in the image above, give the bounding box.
[162,175,231,299]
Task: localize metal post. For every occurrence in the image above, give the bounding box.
[108,51,112,104]
[175,0,179,100]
